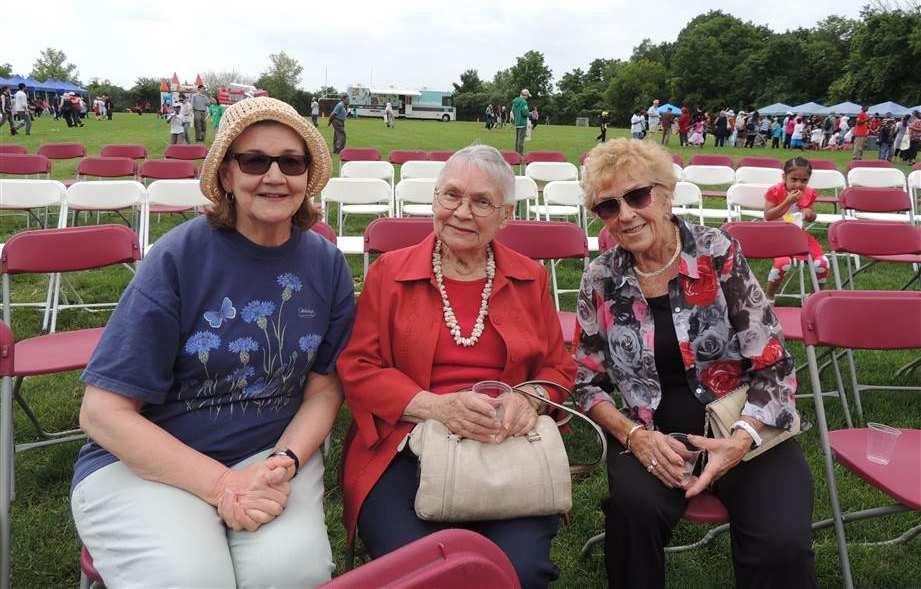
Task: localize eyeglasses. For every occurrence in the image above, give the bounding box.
[434,189,504,217]
[592,184,656,220]
[228,152,310,176]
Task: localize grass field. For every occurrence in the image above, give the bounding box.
[2,113,919,588]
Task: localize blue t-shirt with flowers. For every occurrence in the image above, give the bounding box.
[72,216,355,489]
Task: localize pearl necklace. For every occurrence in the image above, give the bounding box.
[432,239,496,347]
[634,225,682,278]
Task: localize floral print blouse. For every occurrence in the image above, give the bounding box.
[574,217,798,431]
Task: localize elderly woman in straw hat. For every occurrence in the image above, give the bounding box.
[70,97,355,588]
[574,139,816,588]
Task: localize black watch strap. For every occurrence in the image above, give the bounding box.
[269,448,300,473]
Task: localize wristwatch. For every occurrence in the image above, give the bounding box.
[268,448,300,474]
[730,420,763,450]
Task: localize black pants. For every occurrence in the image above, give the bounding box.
[332,117,347,154]
[358,450,561,589]
[604,437,817,589]
[715,134,725,147]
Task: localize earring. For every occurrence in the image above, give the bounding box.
[226,191,235,202]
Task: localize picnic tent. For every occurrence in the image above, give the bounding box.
[868,101,910,116]
[0,76,87,95]
[757,102,792,116]
[824,101,862,115]
[657,103,682,115]
[790,102,828,115]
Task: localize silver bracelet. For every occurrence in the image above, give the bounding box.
[731,420,763,449]
[624,423,644,452]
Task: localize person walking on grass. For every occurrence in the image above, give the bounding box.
[852,105,869,160]
[646,99,660,138]
[167,103,186,144]
[512,89,530,155]
[310,98,320,126]
[1,87,15,135]
[328,93,349,154]
[191,84,212,142]
[12,83,31,136]
[596,111,609,143]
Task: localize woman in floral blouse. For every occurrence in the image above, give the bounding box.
[576,139,816,589]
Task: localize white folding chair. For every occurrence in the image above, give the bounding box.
[320,177,392,236]
[0,179,67,231]
[726,183,770,221]
[514,175,539,219]
[733,166,783,185]
[847,167,907,190]
[531,181,585,228]
[808,169,847,195]
[681,165,735,198]
[909,170,920,213]
[671,181,728,224]
[144,180,211,254]
[340,160,396,192]
[672,162,684,182]
[394,178,437,217]
[524,162,579,184]
[399,160,445,181]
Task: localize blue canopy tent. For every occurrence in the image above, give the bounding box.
[868,101,909,116]
[657,103,681,115]
[824,101,861,115]
[757,102,792,116]
[790,101,828,115]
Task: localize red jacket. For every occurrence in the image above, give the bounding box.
[337,233,577,540]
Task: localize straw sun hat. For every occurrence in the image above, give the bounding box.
[199,96,332,205]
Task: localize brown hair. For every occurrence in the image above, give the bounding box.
[581,138,677,210]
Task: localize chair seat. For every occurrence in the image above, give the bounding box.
[13,327,103,376]
[337,236,364,256]
[80,546,104,584]
[829,428,921,510]
[401,204,434,216]
[868,254,921,264]
[773,306,803,341]
[340,204,390,215]
[558,311,577,345]
[149,204,193,214]
[683,491,729,524]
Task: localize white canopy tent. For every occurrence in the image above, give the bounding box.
[790,102,828,115]
[868,101,910,116]
[824,101,862,115]
[757,102,792,116]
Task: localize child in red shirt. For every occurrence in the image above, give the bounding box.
[762,156,829,301]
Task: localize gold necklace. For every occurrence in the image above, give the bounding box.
[634,225,681,278]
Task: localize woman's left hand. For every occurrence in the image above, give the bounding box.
[683,435,749,498]
[495,391,538,442]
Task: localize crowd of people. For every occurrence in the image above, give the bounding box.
[0,83,103,135]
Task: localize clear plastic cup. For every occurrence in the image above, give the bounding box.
[668,433,703,481]
[472,380,512,439]
[866,422,901,465]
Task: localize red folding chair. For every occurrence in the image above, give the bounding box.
[340,147,382,162]
[76,156,138,180]
[139,159,197,182]
[163,143,208,160]
[802,290,921,589]
[310,220,337,244]
[362,217,433,274]
[737,156,782,169]
[838,186,914,224]
[809,158,839,171]
[500,150,523,168]
[321,529,521,589]
[100,144,148,160]
[846,159,893,170]
[1,225,141,452]
[0,145,28,155]
[0,154,50,178]
[688,154,733,167]
[388,150,428,165]
[597,227,618,253]
[522,151,567,164]
[36,142,86,162]
[0,321,13,589]
[671,153,684,167]
[427,150,455,162]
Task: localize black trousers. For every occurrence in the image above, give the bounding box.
[604,437,817,589]
[358,450,561,589]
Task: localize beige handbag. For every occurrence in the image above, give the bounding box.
[704,385,800,462]
[407,380,607,522]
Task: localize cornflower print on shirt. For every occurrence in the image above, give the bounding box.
[242,300,278,374]
[184,331,221,380]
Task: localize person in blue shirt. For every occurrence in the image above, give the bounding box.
[71,97,355,588]
[328,93,349,154]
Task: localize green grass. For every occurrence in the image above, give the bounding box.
[2,114,920,588]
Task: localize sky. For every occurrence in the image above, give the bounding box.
[6,0,864,92]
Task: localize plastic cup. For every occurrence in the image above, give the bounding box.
[866,422,901,465]
[472,381,512,439]
[668,433,703,481]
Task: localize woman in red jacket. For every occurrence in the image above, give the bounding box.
[337,144,576,588]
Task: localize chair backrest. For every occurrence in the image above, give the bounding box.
[339,147,382,162]
[100,144,148,160]
[808,169,847,191]
[682,165,735,186]
[340,161,395,184]
[846,167,906,189]
[514,176,538,202]
[671,162,684,181]
[0,145,28,155]
[0,320,13,377]
[400,160,445,180]
[737,156,782,169]
[146,179,210,208]
[689,154,733,167]
[839,187,911,213]
[65,180,147,212]
[671,153,684,167]
[388,150,427,164]
[364,217,434,254]
[734,166,783,185]
[0,179,66,212]
[846,159,893,171]
[524,162,579,183]
[163,143,208,160]
[1,224,141,275]
[77,156,138,179]
[909,170,921,193]
[321,177,392,205]
[828,220,921,256]
[0,154,50,176]
[671,181,703,206]
[317,528,521,589]
[542,181,583,207]
[496,220,588,260]
[808,158,838,171]
[139,159,197,181]
[500,150,523,166]
[801,290,921,350]
[726,183,771,210]
[428,150,455,162]
[310,221,337,244]
[721,221,811,259]
[36,142,86,160]
[523,151,567,164]
[395,178,438,204]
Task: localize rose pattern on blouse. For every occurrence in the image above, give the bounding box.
[573,217,798,431]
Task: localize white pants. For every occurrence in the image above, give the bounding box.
[71,449,334,589]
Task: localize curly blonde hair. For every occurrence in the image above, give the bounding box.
[580,138,677,210]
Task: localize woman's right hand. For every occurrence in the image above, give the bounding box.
[213,459,291,532]
[629,430,687,489]
[434,391,503,443]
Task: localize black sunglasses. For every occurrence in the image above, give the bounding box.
[592,184,656,220]
[228,152,310,176]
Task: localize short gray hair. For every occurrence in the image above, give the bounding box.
[438,144,516,205]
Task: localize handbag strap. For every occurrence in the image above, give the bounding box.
[512,380,608,476]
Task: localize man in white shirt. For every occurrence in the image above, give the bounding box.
[630,109,645,139]
[310,98,320,126]
[178,94,193,143]
[13,83,31,135]
[646,99,660,137]
[384,101,394,128]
